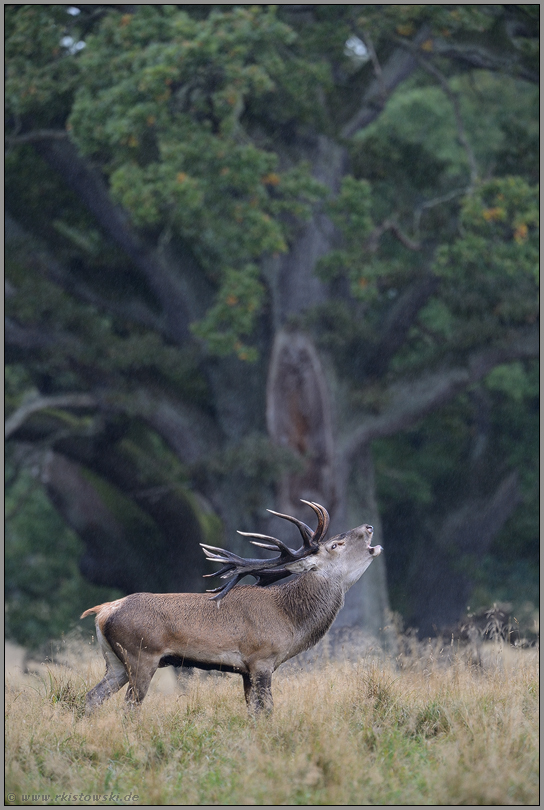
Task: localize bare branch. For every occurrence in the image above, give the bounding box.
[366,219,421,253]
[413,468,523,636]
[5,308,218,465]
[5,393,97,440]
[438,471,521,557]
[413,187,468,237]
[414,55,479,189]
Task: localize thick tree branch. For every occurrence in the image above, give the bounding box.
[6,212,166,335]
[5,315,219,464]
[33,137,196,344]
[341,29,430,139]
[5,129,68,146]
[432,38,539,85]
[359,29,387,105]
[342,11,537,142]
[394,8,539,86]
[342,325,539,459]
[40,450,208,595]
[129,389,221,466]
[5,394,97,440]
[437,470,522,558]
[5,317,77,361]
[363,274,440,378]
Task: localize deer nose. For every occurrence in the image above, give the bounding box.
[367,525,373,533]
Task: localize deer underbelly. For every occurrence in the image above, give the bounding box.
[160,645,247,673]
[159,654,246,675]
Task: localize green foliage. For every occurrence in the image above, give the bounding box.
[194,432,303,515]
[485,360,539,564]
[356,5,497,39]
[5,235,207,397]
[448,176,539,275]
[319,77,536,347]
[191,264,264,359]
[354,84,465,188]
[374,357,539,618]
[431,176,539,349]
[65,5,326,353]
[317,176,378,299]
[5,5,82,121]
[5,464,122,650]
[351,71,539,219]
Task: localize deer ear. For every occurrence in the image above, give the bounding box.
[284,555,319,573]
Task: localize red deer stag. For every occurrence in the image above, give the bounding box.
[81,501,381,715]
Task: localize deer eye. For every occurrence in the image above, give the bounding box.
[331,543,337,550]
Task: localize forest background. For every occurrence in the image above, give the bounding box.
[5,4,539,652]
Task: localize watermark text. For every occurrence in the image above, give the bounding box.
[6,792,139,804]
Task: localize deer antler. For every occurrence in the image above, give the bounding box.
[201,501,330,603]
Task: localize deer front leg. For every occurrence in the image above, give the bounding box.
[244,667,274,716]
[242,672,252,708]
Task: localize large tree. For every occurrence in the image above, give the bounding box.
[5,5,539,643]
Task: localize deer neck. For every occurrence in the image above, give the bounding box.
[277,571,345,655]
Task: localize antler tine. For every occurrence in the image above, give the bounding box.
[207,574,244,602]
[201,542,283,579]
[237,531,293,555]
[202,502,329,602]
[300,500,330,544]
[200,543,248,565]
[200,542,233,558]
[266,508,314,545]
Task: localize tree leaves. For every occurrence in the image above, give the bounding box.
[64,5,325,351]
[434,177,539,333]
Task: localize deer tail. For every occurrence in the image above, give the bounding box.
[80,603,109,619]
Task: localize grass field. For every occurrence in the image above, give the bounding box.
[5,637,539,806]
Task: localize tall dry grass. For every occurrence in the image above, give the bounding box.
[5,637,539,806]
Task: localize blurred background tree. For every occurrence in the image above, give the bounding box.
[5,4,538,648]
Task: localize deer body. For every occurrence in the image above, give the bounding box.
[82,504,381,714]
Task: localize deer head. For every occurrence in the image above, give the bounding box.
[201,500,381,603]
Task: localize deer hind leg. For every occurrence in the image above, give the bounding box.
[120,649,159,708]
[245,667,274,716]
[85,633,129,713]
